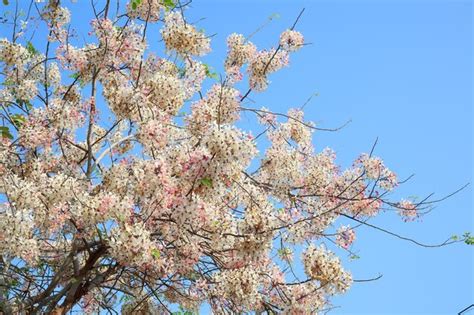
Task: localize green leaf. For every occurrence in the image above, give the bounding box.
[186,271,199,280]
[203,64,210,75]
[131,1,137,10]
[2,0,9,5]
[90,165,102,178]
[349,254,360,260]
[277,248,292,260]
[171,306,195,315]
[68,72,86,87]
[451,235,458,241]
[200,177,213,188]
[203,64,218,80]
[0,126,13,139]
[269,13,280,20]
[1,80,14,87]
[119,294,131,303]
[177,66,186,78]
[24,100,33,111]
[162,0,175,11]
[69,72,80,80]
[464,232,474,245]
[26,41,38,55]
[11,114,25,128]
[151,248,160,259]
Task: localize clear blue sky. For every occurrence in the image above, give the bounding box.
[2,0,472,314]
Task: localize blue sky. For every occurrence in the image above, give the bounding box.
[1,0,472,314]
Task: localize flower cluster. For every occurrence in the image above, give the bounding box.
[201,124,258,179]
[280,29,305,52]
[109,222,162,269]
[357,153,398,190]
[182,59,207,98]
[137,117,173,150]
[41,4,71,30]
[187,84,240,133]
[127,0,163,22]
[0,38,30,66]
[336,225,356,249]
[161,12,211,56]
[213,266,262,311]
[248,48,289,91]
[19,109,55,150]
[225,34,256,70]
[224,33,257,82]
[277,283,327,313]
[303,245,353,294]
[0,207,39,264]
[144,72,185,115]
[398,199,418,221]
[14,79,38,101]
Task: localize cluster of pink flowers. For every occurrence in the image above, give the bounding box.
[109,222,164,269]
[303,245,353,294]
[225,33,257,83]
[0,207,39,265]
[225,33,257,69]
[398,199,418,221]
[212,266,262,310]
[19,110,55,150]
[257,107,277,125]
[336,225,357,249]
[145,72,185,114]
[224,30,304,89]
[356,153,398,190]
[161,12,211,56]
[0,39,29,66]
[127,0,163,22]
[182,59,207,98]
[248,48,290,91]
[14,79,38,101]
[280,29,305,52]
[187,84,241,133]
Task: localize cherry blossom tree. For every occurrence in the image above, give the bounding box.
[0,1,471,314]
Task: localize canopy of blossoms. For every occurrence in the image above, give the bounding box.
[0,1,461,314]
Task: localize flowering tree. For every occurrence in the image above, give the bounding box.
[0,1,471,314]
